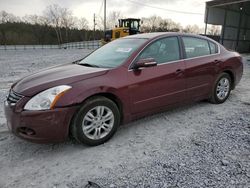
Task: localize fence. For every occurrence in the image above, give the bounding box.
[0,40,101,50]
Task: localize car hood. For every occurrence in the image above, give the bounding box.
[12,63,108,96]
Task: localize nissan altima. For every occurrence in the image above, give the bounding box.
[4,32,243,146]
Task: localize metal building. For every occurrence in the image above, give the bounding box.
[205,0,250,53]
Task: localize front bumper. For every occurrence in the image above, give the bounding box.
[4,101,78,143]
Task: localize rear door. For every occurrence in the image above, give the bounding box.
[181,37,219,101]
[128,36,186,114]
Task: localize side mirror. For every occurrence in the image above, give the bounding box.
[134,58,157,69]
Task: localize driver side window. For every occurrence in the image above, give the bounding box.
[138,37,180,64]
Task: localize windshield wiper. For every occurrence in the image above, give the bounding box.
[78,63,100,68]
[72,58,83,64]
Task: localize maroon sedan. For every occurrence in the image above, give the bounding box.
[4,32,243,146]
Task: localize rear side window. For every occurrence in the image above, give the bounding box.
[209,41,218,54]
[182,37,210,58]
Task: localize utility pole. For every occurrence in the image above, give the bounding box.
[104,0,106,32]
[93,13,96,40]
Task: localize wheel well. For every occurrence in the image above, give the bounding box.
[223,70,235,89]
[84,93,124,122]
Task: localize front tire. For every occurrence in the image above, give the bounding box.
[210,73,232,104]
[70,96,120,146]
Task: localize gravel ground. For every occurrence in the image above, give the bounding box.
[0,50,249,188]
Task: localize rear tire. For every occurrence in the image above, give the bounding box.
[210,73,232,104]
[70,96,120,146]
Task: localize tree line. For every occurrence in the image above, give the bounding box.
[0,4,221,45]
[0,22,105,45]
[0,5,102,45]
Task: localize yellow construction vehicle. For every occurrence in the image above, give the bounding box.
[102,18,141,44]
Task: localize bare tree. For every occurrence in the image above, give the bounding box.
[60,8,77,42]
[0,11,20,45]
[22,14,40,24]
[0,11,19,23]
[208,25,221,35]
[21,14,50,44]
[107,11,121,29]
[78,17,89,30]
[96,11,122,30]
[77,17,89,40]
[95,16,104,30]
[157,19,182,32]
[183,24,202,34]
[44,4,64,44]
[0,11,9,23]
[22,15,49,25]
[141,16,163,32]
[44,4,81,43]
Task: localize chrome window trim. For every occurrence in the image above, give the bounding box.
[128,35,221,72]
[128,59,183,72]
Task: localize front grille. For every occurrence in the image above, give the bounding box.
[7,90,23,106]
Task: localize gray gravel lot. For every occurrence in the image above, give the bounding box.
[0,50,249,188]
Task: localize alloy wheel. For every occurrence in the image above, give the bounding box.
[82,106,114,140]
[216,77,230,100]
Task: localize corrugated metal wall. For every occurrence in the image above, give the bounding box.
[205,1,250,53]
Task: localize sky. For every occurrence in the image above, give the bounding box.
[0,0,208,28]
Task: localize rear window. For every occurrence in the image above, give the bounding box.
[182,37,210,58]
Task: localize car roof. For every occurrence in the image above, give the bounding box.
[123,32,214,42]
[123,32,178,39]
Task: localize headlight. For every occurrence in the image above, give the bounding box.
[24,85,72,110]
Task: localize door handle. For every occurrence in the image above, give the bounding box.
[175,69,184,74]
[214,60,221,65]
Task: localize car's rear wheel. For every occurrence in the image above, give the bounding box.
[70,96,120,146]
[210,73,232,104]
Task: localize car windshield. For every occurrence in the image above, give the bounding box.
[78,38,147,68]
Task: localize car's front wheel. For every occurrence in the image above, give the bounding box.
[70,96,120,146]
[210,72,232,104]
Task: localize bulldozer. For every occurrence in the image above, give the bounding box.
[102,18,141,43]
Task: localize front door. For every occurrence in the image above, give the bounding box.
[128,36,186,114]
